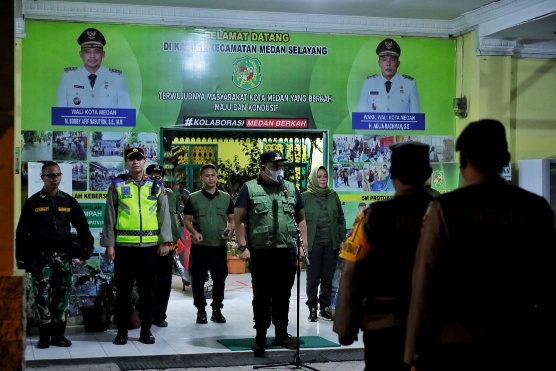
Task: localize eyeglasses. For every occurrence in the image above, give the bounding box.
[42,173,63,179]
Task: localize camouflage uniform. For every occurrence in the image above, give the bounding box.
[16,187,93,348]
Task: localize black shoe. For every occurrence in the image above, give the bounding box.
[252,336,267,356]
[319,310,334,321]
[153,319,168,327]
[113,331,128,345]
[50,336,72,347]
[37,336,50,349]
[308,308,317,322]
[196,311,208,324]
[272,334,296,349]
[139,331,155,344]
[211,309,226,323]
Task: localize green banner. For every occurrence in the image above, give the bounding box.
[22,21,456,134]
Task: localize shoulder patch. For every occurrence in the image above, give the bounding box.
[64,67,78,72]
[402,74,415,81]
[109,68,123,75]
[366,74,379,79]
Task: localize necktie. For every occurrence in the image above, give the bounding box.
[88,74,97,88]
[385,80,392,93]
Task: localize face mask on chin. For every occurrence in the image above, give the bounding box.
[265,167,284,182]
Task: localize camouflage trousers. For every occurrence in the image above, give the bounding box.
[31,253,73,325]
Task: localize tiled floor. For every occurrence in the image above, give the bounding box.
[25,271,363,363]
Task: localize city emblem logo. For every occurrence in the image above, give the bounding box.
[431,170,444,187]
[232,56,261,91]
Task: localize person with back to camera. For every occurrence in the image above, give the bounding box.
[404,119,556,371]
[16,161,94,349]
[302,166,347,322]
[333,142,434,371]
[358,38,420,113]
[101,147,172,346]
[56,27,131,108]
[183,163,234,325]
[145,164,181,328]
[234,150,308,356]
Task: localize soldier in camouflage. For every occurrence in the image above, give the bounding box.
[16,161,94,349]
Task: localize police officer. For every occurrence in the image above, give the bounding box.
[234,151,308,356]
[404,119,556,371]
[358,38,420,113]
[183,164,234,325]
[16,161,94,349]
[333,142,433,371]
[145,164,181,328]
[101,147,172,345]
[56,27,131,108]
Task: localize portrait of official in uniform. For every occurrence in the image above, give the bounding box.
[358,38,420,113]
[56,28,131,109]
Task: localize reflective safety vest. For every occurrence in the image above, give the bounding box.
[245,180,298,249]
[114,177,161,244]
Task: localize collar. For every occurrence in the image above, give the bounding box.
[40,188,65,199]
[201,188,220,197]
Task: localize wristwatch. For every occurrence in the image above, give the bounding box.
[238,245,248,252]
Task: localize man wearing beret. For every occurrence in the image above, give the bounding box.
[234,150,308,356]
[358,38,420,113]
[56,27,131,108]
[333,142,434,370]
[101,147,172,345]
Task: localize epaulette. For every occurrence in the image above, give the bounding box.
[64,67,78,72]
[366,74,379,79]
[402,74,415,81]
[109,68,123,75]
[111,174,128,187]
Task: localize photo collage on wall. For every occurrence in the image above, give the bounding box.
[333,134,456,232]
[21,130,159,194]
[332,134,454,193]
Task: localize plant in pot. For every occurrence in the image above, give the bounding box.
[75,263,140,332]
[75,264,115,332]
[226,240,246,274]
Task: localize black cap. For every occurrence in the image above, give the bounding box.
[389,142,431,185]
[146,164,164,176]
[260,151,286,164]
[456,119,510,170]
[376,38,401,57]
[78,28,106,49]
[124,147,145,160]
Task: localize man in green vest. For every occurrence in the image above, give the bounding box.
[101,147,173,346]
[145,164,181,328]
[234,150,308,356]
[183,163,235,324]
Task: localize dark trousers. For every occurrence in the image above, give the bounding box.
[250,248,297,337]
[153,251,174,321]
[114,245,158,332]
[305,241,338,310]
[190,244,228,311]
[363,326,409,371]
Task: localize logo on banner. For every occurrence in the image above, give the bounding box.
[431,170,445,187]
[232,56,261,91]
